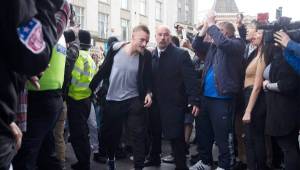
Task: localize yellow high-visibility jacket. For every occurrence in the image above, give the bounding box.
[68,50,96,100]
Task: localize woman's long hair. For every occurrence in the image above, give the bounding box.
[261,43,284,66]
[259,29,283,66]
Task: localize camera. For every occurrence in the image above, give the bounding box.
[258,16,300,43]
[174,24,183,30]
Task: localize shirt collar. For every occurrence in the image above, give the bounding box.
[157,48,166,58]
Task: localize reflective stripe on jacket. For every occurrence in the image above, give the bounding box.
[68,50,96,100]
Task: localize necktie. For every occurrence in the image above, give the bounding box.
[159,51,165,58]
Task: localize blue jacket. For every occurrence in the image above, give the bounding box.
[192,25,245,96]
[284,40,300,75]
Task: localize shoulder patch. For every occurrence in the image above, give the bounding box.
[17,18,46,54]
[56,44,67,55]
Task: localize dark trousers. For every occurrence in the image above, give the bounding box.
[171,136,188,170]
[274,131,300,170]
[233,91,245,162]
[67,97,91,169]
[146,101,162,160]
[197,97,235,170]
[243,88,267,170]
[97,105,106,155]
[13,91,63,170]
[36,131,61,170]
[271,137,284,167]
[101,97,146,169]
[0,135,16,170]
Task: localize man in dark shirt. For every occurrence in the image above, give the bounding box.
[191,11,245,170]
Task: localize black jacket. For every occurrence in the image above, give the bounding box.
[265,53,300,136]
[90,43,152,102]
[62,42,79,100]
[0,0,68,137]
[152,44,200,139]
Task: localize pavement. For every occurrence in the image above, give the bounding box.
[65,140,197,170]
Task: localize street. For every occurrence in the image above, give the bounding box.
[65,140,197,170]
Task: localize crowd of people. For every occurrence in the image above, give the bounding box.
[0,1,300,170]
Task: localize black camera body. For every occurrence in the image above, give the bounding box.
[258,17,300,43]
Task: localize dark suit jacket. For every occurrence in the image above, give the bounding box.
[152,44,200,139]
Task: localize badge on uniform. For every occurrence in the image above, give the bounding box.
[17,18,46,54]
[56,44,67,55]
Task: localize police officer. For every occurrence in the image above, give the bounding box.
[67,30,96,170]
[13,34,68,170]
[53,29,80,170]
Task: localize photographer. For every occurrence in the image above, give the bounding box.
[274,31,300,75]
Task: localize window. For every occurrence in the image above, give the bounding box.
[99,0,109,3]
[121,0,128,9]
[73,5,85,29]
[121,19,130,41]
[185,8,189,22]
[185,0,190,22]
[155,1,162,21]
[98,13,108,39]
[178,2,182,20]
[140,0,146,16]
[185,0,190,6]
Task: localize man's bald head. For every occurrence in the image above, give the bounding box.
[155,25,171,49]
[156,25,171,34]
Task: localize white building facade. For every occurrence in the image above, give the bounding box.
[69,0,196,45]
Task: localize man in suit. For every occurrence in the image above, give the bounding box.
[145,25,200,170]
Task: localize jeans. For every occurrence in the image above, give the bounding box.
[197,97,235,170]
[101,97,146,169]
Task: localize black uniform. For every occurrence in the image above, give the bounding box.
[0,0,69,169]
